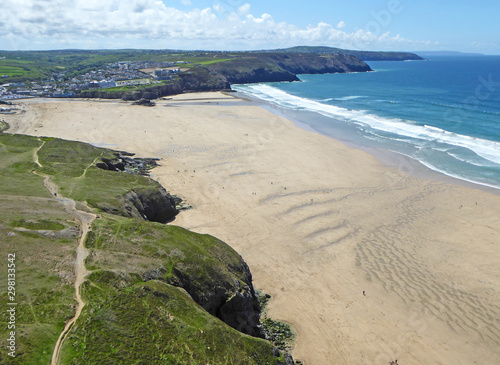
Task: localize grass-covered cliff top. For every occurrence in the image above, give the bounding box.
[263,45,424,61]
[0,131,290,364]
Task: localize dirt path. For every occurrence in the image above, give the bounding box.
[31,140,96,365]
[51,208,94,365]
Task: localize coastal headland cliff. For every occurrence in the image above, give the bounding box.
[79,52,373,100]
[0,131,295,364]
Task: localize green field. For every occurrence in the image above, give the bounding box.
[0,59,33,77]
[0,58,43,81]
[184,57,236,67]
[0,66,26,77]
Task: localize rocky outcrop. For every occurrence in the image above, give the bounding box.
[132,98,156,106]
[179,66,231,91]
[142,238,263,337]
[118,187,178,223]
[96,152,160,176]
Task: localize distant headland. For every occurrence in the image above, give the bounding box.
[0,46,422,102]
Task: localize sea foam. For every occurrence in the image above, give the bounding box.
[233,82,500,188]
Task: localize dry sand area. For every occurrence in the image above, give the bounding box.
[6,93,500,364]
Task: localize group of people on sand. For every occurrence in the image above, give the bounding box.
[390,360,398,365]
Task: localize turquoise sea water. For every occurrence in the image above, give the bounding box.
[233,56,500,189]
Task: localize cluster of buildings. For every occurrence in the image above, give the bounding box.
[0,60,184,101]
[0,82,75,100]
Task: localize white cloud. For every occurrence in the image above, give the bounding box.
[0,0,435,51]
[238,4,251,16]
[181,0,191,6]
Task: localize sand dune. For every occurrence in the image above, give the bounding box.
[6,93,500,364]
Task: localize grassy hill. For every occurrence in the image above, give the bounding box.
[263,46,424,61]
[0,131,292,364]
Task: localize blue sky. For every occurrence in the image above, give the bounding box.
[1,0,499,54]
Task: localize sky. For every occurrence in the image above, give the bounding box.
[1,0,499,54]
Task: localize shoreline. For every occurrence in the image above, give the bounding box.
[234,90,500,196]
[4,93,500,364]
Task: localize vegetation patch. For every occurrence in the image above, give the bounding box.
[192,58,237,66]
[0,197,80,365]
[261,318,294,353]
[0,65,27,77]
[258,292,295,353]
[0,120,9,132]
[10,218,66,231]
[61,271,285,365]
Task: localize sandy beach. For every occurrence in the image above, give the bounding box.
[5,92,500,364]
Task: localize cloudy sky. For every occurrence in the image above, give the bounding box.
[1,0,499,53]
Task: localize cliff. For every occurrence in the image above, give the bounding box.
[205,57,299,84]
[207,53,371,84]
[261,52,372,74]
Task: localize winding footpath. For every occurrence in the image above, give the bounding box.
[32,141,96,365]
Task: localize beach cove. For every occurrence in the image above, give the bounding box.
[6,92,500,364]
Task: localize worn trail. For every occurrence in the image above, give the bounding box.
[32,140,96,365]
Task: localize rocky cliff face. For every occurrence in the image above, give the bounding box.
[170,260,262,337]
[208,53,371,84]
[207,57,299,84]
[141,232,263,337]
[118,187,178,224]
[179,66,231,92]
[264,53,372,74]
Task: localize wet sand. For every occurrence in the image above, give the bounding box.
[6,93,500,364]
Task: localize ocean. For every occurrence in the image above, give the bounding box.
[233,56,500,190]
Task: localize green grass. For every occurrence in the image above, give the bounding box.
[0,59,35,77]
[10,218,66,231]
[84,215,251,293]
[0,121,9,132]
[36,137,161,213]
[0,133,288,364]
[0,194,80,365]
[190,58,237,66]
[0,66,27,77]
[61,271,284,365]
[0,134,49,197]
[0,58,49,83]
[0,59,36,65]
